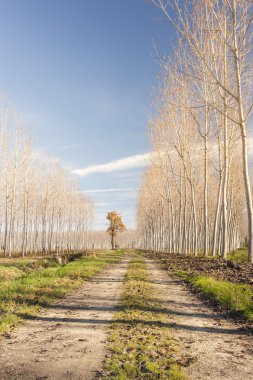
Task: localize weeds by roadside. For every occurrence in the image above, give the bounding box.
[0,258,59,280]
[227,248,248,262]
[176,272,253,322]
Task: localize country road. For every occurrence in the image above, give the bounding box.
[0,253,252,380]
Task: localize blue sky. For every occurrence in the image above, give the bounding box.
[0,0,175,229]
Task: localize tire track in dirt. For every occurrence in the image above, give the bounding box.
[145,258,253,380]
[0,256,129,380]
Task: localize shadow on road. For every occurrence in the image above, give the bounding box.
[19,313,250,335]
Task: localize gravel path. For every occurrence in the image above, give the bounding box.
[145,258,253,380]
[0,256,129,380]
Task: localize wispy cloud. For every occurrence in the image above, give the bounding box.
[72,153,150,177]
[85,188,135,193]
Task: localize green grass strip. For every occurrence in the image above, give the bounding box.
[186,275,253,321]
[0,250,122,334]
[103,255,187,380]
[227,248,248,262]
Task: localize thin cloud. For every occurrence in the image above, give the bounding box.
[72,153,150,177]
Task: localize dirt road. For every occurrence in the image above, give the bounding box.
[1,253,252,380]
[145,258,253,380]
[0,257,129,380]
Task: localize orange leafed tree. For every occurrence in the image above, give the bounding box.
[106,211,126,249]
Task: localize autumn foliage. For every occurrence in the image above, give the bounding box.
[106,211,126,249]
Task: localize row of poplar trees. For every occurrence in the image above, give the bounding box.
[137,0,253,262]
[0,104,93,257]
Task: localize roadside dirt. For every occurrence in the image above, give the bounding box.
[145,258,253,380]
[0,256,129,380]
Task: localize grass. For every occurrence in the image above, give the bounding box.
[175,271,253,321]
[0,250,122,334]
[181,248,248,262]
[0,266,25,281]
[227,248,248,262]
[0,258,60,278]
[103,254,187,380]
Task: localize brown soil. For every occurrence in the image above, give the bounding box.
[145,251,253,285]
[145,258,253,380]
[0,257,129,380]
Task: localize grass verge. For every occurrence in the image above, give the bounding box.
[0,250,122,334]
[102,254,187,380]
[176,271,253,321]
[227,248,248,262]
[0,258,60,280]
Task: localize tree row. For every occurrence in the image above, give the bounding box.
[0,107,93,257]
[137,0,253,261]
